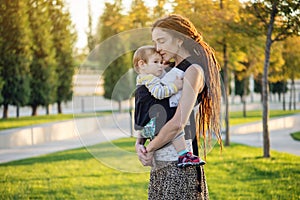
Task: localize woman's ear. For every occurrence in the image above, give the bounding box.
[177,38,183,48]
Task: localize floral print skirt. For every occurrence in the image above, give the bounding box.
[148,161,209,200]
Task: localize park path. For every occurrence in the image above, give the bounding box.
[230,127,300,156]
[0,113,299,164]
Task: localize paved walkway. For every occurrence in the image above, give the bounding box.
[230,129,300,156]
[0,114,299,164]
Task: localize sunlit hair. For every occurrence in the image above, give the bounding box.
[152,14,222,157]
[133,45,157,74]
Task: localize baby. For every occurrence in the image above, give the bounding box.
[133,45,205,168]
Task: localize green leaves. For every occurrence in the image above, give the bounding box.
[0,0,75,117]
[0,0,32,117]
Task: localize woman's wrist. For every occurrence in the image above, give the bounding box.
[135,137,146,146]
[146,143,154,153]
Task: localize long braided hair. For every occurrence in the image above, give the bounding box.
[152,14,222,157]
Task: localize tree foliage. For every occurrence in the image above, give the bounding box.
[48,0,77,113]
[96,1,132,111]
[128,0,151,28]
[0,0,32,118]
[153,0,169,19]
[282,36,300,110]
[86,0,96,52]
[282,36,300,80]
[27,0,57,116]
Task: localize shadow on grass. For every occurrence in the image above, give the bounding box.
[0,138,137,167]
[0,147,94,166]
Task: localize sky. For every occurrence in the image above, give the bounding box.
[65,0,157,50]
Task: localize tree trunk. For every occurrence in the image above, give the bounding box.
[2,104,8,119]
[242,78,247,118]
[46,105,50,115]
[283,91,286,111]
[262,2,277,158]
[292,79,296,110]
[223,41,230,146]
[242,98,246,117]
[31,105,38,116]
[16,105,20,118]
[219,0,230,146]
[81,97,85,113]
[118,101,122,113]
[57,101,62,114]
[249,75,254,103]
[231,72,235,104]
[289,81,292,110]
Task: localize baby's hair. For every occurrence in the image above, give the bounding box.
[133,45,157,73]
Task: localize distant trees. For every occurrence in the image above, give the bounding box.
[282,36,300,110]
[0,0,32,118]
[96,1,131,111]
[0,0,75,118]
[1,0,298,122]
[48,0,76,114]
[27,0,57,116]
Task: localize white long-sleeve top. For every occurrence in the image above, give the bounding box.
[136,67,185,107]
[136,73,178,100]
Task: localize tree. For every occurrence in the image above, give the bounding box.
[86,0,96,52]
[173,0,193,14]
[27,0,57,116]
[96,1,132,112]
[269,81,287,102]
[172,0,193,15]
[0,0,32,118]
[282,36,300,110]
[48,0,76,114]
[206,0,241,146]
[232,4,266,106]
[127,0,151,28]
[153,0,168,18]
[126,0,151,55]
[234,70,250,117]
[246,0,300,157]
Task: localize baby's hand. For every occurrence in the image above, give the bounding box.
[174,76,183,90]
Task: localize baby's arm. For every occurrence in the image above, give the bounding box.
[142,75,182,100]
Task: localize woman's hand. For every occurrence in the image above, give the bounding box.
[136,143,154,166]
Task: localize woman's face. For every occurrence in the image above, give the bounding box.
[152,28,180,62]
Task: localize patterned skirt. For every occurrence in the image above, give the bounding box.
[148,161,209,200]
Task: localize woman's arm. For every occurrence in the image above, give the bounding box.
[146,64,205,152]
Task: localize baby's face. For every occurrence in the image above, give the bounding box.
[144,53,164,77]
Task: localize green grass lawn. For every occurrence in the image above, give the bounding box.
[0,137,299,200]
[0,109,299,131]
[229,109,300,125]
[0,111,110,131]
[291,131,300,141]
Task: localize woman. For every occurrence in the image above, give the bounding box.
[135,14,222,200]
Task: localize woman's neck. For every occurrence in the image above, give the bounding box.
[173,48,191,65]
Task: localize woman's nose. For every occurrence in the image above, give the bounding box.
[155,44,161,52]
